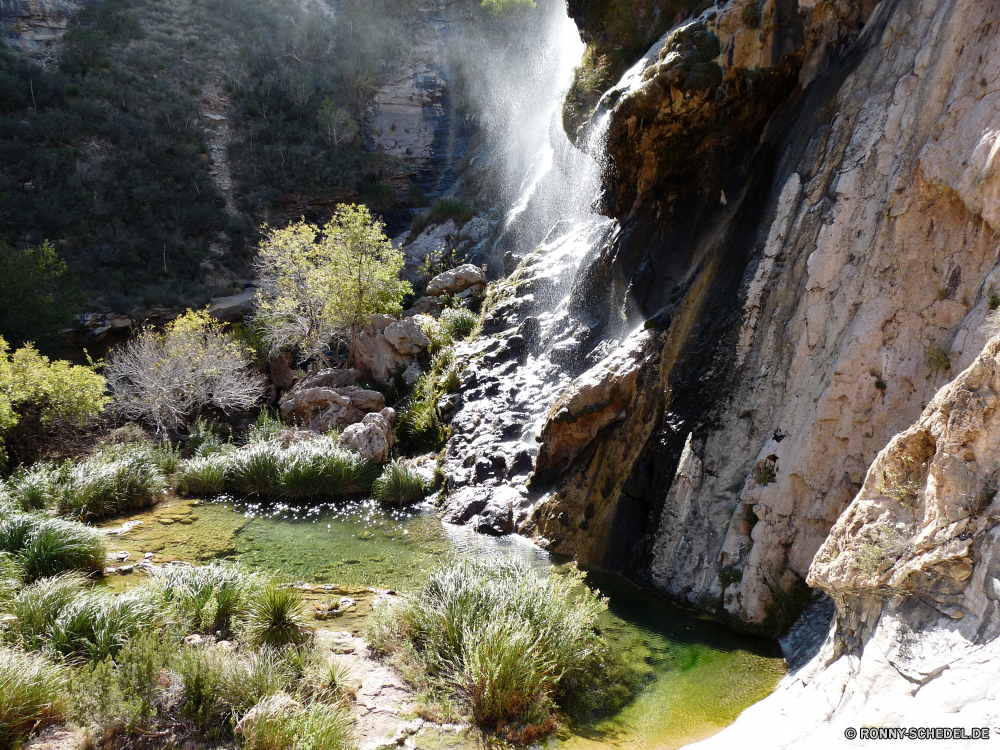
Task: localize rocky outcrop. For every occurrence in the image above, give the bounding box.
[0,0,77,52]
[691,336,1000,747]
[425,264,486,296]
[279,384,385,432]
[353,316,430,384]
[339,408,396,464]
[527,0,1000,631]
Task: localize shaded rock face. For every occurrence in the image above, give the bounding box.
[0,0,77,52]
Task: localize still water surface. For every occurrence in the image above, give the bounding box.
[101,496,785,749]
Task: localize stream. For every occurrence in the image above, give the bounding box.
[100,497,785,750]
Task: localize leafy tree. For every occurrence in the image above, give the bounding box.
[104,310,265,435]
[253,205,411,366]
[0,338,109,466]
[317,100,360,147]
[0,242,80,350]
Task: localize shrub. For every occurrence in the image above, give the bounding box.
[156,561,265,637]
[373,460,425,507]
[395,372,450,455]
[105,309,266,435]
[365,557,613,740]
[0,646,69,747]
[242,586,309,649]
[186,417,227,457]
[0,338,108,466]
[440,307,477,341]
[925,343,953,371]
[253,206,411,367]
[0,241,80,350]
[241,697,301,750]
[176,645,226,727]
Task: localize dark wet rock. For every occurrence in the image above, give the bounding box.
[442,486,490,524]
[507,449,534,477]
[472,500,513,536]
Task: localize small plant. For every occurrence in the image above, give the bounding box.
[925,343,953,371]
[157,561,266,637]
[853,524,908,575]
[219,647,297,715]
[875,378,887,391]
[753,463,776,486]
[879,454,927,508]
[440,307,478,341]
[303,659,356,704]
[0,646,68,747]
[295,702,356,750]
[742,0,763,28]
[242,586,310,649]
[989,291,1000,311]
[718,566,743,587]
[373,460,425,507]
[0,515,106,581]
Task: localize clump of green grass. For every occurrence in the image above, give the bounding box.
[440,307,477,341]
[0,515,106,581]
[296,702,356,750]
[365,557,618,741]
[48,584,165,661]
[220,647,298,715]
[156,561,266,637]
[8,573,87,649]
[186,417,228,457]
[173,436,379,502]
[242,586,310,649]
[302,659,355,705]
[0,646,69,747]
[373,460,425,507]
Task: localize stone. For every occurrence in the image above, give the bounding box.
[338,408,396,464]
[1,614,18,628]
[353,315,412,383]
[442,486,490,525]
[383,319,430,356]
[234,693,303,737]
[291,368,361,391]
[471,499,513,536]
[207,288,256,321]
[425,264,486,296]
[269,353,295,390]
[117,565,134,575]
[280,386,385,432]
[404,295,444,318]
[184,634,207,646]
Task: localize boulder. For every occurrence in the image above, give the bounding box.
[425,264,486,296]
[354,316,429,383]
[269,353,295,390]
[338,408,396,463]
[291,368,361,391]
[404,295,444,318]
[234,693,303,737]
[279,386,385,432]
[383,319,430,356]
[207,288,256,321]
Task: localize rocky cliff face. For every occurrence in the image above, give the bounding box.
[0,0,76,53]
[525,0,1000,632]
[691,336,1000,747]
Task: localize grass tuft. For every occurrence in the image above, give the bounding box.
[242,586,310,649]
[0,646,68,747]
[373,460,425,507]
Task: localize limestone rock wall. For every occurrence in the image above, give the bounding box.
[0,0,77,52]
[532,0,1000,628]
[690,337,1000,747]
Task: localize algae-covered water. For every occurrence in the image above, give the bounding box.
[100,496,785,749]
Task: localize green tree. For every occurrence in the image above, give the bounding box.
[253,205,411,366]
[0,337,109,466]
[0,242,80,350]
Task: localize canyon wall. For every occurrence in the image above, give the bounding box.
[527,0,1000,631]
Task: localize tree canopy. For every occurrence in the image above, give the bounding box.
[253,205,411,365]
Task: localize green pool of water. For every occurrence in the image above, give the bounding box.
[101,496,785,748]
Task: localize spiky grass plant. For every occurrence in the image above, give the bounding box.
[0,646,68,747]
[59,453,167,520]
[373,460,425,508]
[156,561,266,637]
[242,586,309,649]
[365,557,612,740]
[10,573,88,650]
[6,462,66,511]
[219,647,297,715]
[303,659,356,704]
[240,697,301,750]
[296,702,356,750]
[48,584,165,661]
[0,515,106,581]
[174,435,379,502]
[440,307,477,341]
